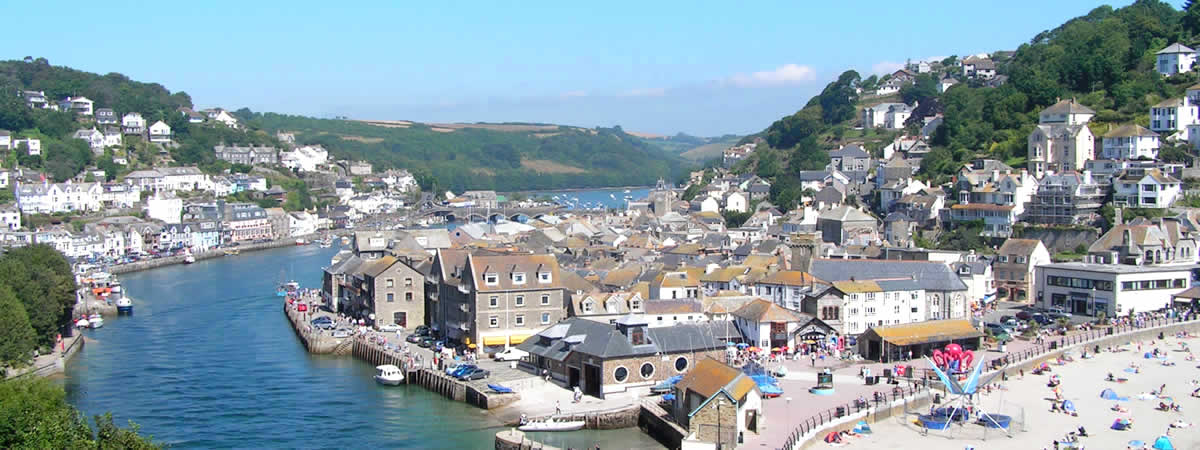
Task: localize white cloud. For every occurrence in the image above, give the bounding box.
[870,61,905,75]
[619,87,667,97]
[726,64,817,87]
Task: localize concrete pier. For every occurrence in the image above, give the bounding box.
[283,299,354,355]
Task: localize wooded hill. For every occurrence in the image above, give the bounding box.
[739,0,1200,211]
[245,112,690,192]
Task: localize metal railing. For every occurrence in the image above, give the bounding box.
[778,314,1195,450]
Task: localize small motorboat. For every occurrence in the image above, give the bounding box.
[487,383,514,393]
[277,281,300,297]
[184,254,196,264]
[116,297,133,315]
[88,313,103,328]
[651,374,684,394]
[375,365,405,385]
[224,249,240,256]
[296,238,308,245]
[75,317,90,328]
[518,418,586,432]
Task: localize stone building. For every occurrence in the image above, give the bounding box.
[672,358,762,448]
[517,316,731,398]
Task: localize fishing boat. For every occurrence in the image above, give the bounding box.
[295,238,308,245]
[88,313,104,329]
[624,189,631,194]
[75,317,90,328]
[116,297,133,315]
[519,418,586,432]
[374,364,405,385]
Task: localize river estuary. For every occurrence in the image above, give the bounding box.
[62,244,663,449]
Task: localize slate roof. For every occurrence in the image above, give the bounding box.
[1157,43,1196,54]
[998,238,1043,257]
[1104,124,1158,138]
[809,259,967,292]
[644,299,704,314]
[759,270,824,286]
[675,358,758,407]
[830,144,869,159]
[468,254,562,292]
[1041,99,1095,115]
[516,318,728,361]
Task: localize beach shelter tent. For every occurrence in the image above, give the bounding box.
[1062,400,1076,413]
[1154,435,1175,450]
[1101,388,1129,401]
[853,420,873,434]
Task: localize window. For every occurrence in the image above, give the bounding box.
[405,292,413,301]
[541,312,551,324]
[894,305,900,314]
[675,357,688,372]
[640,362,655,379]
[386,278,394,288]
[849,308,858,316]
[911,307,918,313]
[997,256,1009,263]
[541,294,550,305]
[1016,256,1026,264]
[515,295,525,306]
[386,293,394,302]
[515,314,525,326]
[512,272,526,284]
[583,300,594,313]
[405,278,413,287]
[538,272,552,283]
[614,366,629,383]
[489,296,499,308]
[631,300,642,311]
[488,316,499,327]
[866,293,876,301]
[485,273,498,285]
[866,306,876,316]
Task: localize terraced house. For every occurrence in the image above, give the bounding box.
[435,252,566,355]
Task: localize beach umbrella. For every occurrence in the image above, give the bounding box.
[1154,435,1175,450]
[771,347,781,352]
[737,343,749,349]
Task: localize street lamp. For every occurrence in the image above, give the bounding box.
[716,398,729,449]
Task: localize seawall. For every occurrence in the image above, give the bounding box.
[283,300,354,355]
[5,333,86,379]
[494,430,561,450]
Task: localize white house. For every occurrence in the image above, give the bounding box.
[1102,124,1160,160]
[0,130,10,150]
[724,191,747,213]
[15,181,102,214]
[1029,99,1096,177]
[159,167,211,191]
[1149,97,1199,141]
[884,104,913,129]
[862,103,908,129]
[698,196,720,214]
[382,169,418,192]
[99,183,139,208]
[58,96,94,116]
[122,113,146,135]
[952,162,1038,238]
[1112,169,1182,209]
[204,109,240,128]
[1156,43,1196,76]
[280,145,328,172]
[146,195,183,224]
[1036,262,1193,317]
[730,298,806,350]
[754,270,827,311]
[73,128,105,152]
[289,211,319,237]
[0,206,20,231]
[13,138,40,156]
[829,279,927,336]
[938,76,959,93]
[148,121,172,144]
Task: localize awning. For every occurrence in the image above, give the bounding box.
[509,334,531,345]
[482,336,507,346]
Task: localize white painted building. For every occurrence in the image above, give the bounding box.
[1102,124,1159,160]
[280,145,328,172]
[1149,97,1199,141]
[122,113,146,135]
[148,121,172,144]
[831,279,927,336]
[1112,169,1182,209]
[862,103,908,129]
[1156,43,1196,76]
[15,181,102,214]
[146,195,183,224]
[730,298,806,349]
[724,191,747,213]
[0,206,20,231]
[1036,262,1194,317]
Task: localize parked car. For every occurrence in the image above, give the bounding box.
[457,368,490,381]
[377,323,402,333]
[1001,318,1023,330]
[405,334,423,344]
[433,340,446,352]
[310,316,333,325]
[449,364,478,378]
[413,325,430,336]
[493,348,529,362]
[418,337,435,348]
[1015,310,1033,321]
[1030,314,1053,326]
[332,328,353,338]
[999,315,1015,323]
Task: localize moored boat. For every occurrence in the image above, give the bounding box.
[374,364,405,385]
[518,418,586,432]
[296,238,308,245]
[116,297,133,315]
[88,313,104,328]
[184,254,196,264]
[224,249,240,256]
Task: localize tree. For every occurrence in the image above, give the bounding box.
[813,70,861,124]
[722,210,752,228]
[900,73,938,104]
[1186,0,1200,37]
[0,377,158,448]
[0,285,36,368]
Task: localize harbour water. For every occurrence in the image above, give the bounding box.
[525,186,653,210]
[62,245,663,449]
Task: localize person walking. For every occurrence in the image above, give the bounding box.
[811,352,817,367]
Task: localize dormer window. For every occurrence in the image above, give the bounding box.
[630,299,642,311]
[512,272,526,284]
[538,271,552,283]
[485,273,499,285]
[582,299,594,313]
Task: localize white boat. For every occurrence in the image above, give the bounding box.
[75,317,90,328]
[184,255,196,264]
[116,297,133,315]
[88,313,103,328]
[518,418,586,432]
[296,238,308,245]
[624,189,631,193]
[374,364,405,385]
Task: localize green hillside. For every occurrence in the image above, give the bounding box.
[740,0,1198,211]
[633,132,743,162]
[245,113,689,192]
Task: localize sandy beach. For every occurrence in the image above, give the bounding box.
[835,336,1200,450]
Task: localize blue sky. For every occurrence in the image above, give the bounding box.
[6,0,1139,136]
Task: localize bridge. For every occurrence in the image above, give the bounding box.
[416,205,565,223]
